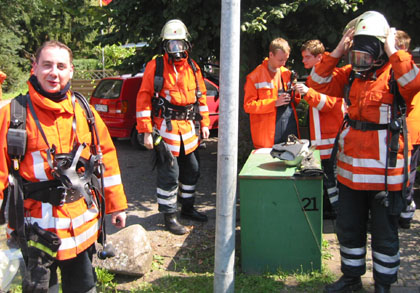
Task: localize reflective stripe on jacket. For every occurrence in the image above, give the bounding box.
[244,58,301,149]
[0,83,128,260]
[304,87,346,160]
[307,51,420,191]
[136,54,210,156]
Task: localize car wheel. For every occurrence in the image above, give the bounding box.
[130,129,147,150]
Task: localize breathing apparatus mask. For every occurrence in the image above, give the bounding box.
[349,35,388,77]
[348,50,375,72]
[164,39,188,61]
[50,143,99,206]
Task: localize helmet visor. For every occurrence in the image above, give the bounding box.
[165,40,187,54]
[349,50,374,72]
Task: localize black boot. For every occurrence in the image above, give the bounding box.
[324,275,362,292]
[398,217,411,229]
[164,213,188,235]
[374,283,390,293]
[181,206,208,222]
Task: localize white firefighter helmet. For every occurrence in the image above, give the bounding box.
[160,19,190,41]
[343,11,390,43]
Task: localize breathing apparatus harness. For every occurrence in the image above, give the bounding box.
[152,55,203,132]
[4,92,114,261]
[331,69,409,207]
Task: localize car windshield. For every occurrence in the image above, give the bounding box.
[93,79,123,99]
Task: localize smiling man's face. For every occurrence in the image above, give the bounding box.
[33,45,74,93]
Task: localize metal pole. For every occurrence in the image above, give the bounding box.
[99,0,105,76]
[214,0,241,292]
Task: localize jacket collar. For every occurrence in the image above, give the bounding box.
[28,82,74,115]
[164,52,190,67]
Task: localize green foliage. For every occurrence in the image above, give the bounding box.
[322,241,333,262]
[73,59,101,71]
[11,0,100,57]
[293,266,335,291]
[236,273,286,292]
[151,254,165,272]
[95,267,117,292]
[126,268,334,292]
[2,88,28,100]
[99,0,221,68]
[6,284,22,293]
[0,0,102,94]
[144,274,213,293]
[0,5,28,93]
[72,44,136,74]
[92,44,136,69]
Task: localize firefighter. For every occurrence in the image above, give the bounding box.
[136,19,210,235]
[0,41,128,292]
[394,30,418,229]
[244,37,301,149]
[296,40,347,219]
[307,11,420,292]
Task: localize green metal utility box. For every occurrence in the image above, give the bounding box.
[239,149,323,273]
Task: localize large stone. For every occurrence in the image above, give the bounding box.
[93,224,152,276]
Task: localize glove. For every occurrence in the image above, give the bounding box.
[294,150,324,177]
[22,223,61,293]
[152,132,175,169]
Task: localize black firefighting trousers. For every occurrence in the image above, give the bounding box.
[336,183,404,285]
[48,245,97,293]
[156,143,200,213]
[322,158,338,212]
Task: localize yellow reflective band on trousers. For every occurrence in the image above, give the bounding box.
[28,240,57,258]
[154,135,162,146]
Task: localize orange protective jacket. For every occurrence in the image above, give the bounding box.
[0,70,6,99]
[136,54,210,156]
[0,83,128,260]
[304,88,346,160]
[244,58,301,149]
[308,51,420,191]
[406,91,420,145]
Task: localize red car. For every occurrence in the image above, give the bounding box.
[89,73,219,148]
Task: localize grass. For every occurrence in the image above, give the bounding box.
[96,267,118,292]
[98,266,334,293]
[321,239,333,261]
[95,240,335,292]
